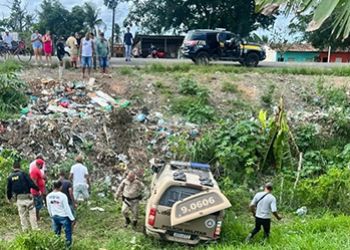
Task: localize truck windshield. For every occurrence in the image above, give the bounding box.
[159,186,201,207]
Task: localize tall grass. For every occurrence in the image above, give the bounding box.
[142,63,350,76]
[0,59,23,73]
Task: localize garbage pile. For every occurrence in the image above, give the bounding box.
[0,77,135,171]
[0,76,202,178]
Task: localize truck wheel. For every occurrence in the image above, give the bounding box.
[244,53,259,67]
[195,52,210,65]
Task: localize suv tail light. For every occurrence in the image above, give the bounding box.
[214,221,222,237]
[148,205,157,227]
[184,40,199,47]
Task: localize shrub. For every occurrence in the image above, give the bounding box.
[0,60,23,73]
[295,168,350,213]
[170,96,215,124]
[178,78,209,99]
[294,123,318,152]
[260,84,275,107]
[8,231,66,250]
[0,73,28,118]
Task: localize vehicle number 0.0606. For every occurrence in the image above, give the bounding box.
[180,197,216,214]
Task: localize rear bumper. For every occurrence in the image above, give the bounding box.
[145,226,214,245]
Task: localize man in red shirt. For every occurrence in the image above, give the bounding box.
[30,159,46,221]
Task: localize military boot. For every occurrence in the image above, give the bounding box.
[132,220,137,229]
[124,217,131,228]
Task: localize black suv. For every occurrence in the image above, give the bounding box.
[181,29,266,67]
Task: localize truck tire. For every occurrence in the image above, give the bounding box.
[244,53,259,67]
[194,51,210,65]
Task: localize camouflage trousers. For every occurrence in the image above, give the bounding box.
[16,196,38,231]
[122,199,139,221]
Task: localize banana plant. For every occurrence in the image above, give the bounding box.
[259,97,298,171]
[256,0,350,39]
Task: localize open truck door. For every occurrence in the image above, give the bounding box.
[170,190,231,226]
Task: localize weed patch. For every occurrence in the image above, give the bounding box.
[260,84,275,107]
[221,81,238,93]
[0,60,23,73]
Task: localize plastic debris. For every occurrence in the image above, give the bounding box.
[90,207,105,212]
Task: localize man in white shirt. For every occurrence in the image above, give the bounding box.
[80,32,94,79]
[69,155,90,201]
[47,180,75,247]
[246,183,282,242]
[3,30,13,49]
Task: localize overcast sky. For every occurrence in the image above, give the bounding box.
[0,0,292,41]
[0,0,131,37]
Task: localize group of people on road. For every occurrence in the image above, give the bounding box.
[6,154,144,248]
[2,27,135,79]
[65,31,112,78]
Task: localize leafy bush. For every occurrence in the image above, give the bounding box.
[0,60,23,73]
[0,73,28,118]
[170,96,215,124]
[191,119,266,183]
[328,107,350,138]
[178,78,208,98]
[294,123,318,152]
[295,168,350,213]
[8,231,66,250]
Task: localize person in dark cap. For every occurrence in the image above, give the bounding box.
[246,183,282,242]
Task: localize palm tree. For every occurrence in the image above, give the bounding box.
[83,2,106,34]
[257,0,350,40]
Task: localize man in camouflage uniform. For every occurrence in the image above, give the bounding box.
[117,171,144,229]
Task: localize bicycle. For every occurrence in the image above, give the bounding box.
[0,40,32,63]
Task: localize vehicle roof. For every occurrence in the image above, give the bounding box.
[188,29,231,34]
[155,162,219,190]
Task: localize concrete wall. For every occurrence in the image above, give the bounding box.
[265,47,277,62]
[319,52,350,63]
[276,51,319,62]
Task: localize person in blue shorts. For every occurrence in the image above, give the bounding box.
[80,32,94,79]
[96,32,110,74]
[31,30,43,65]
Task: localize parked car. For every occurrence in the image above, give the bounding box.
[181,29,266,66]
[145,161,231,245]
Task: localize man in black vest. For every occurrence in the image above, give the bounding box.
[7,161,39,231]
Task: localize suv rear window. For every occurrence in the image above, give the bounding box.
[159,186,201,207]
[185,32,206,41]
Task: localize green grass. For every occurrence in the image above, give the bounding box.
[221,81,239,93]
[3,200,350,250]
[142,63,350,76]
[0,59,24,73]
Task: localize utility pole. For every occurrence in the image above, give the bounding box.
[111,6,116,57]
[104,0,119,57]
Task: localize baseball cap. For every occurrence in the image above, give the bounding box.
[36,159,45,166]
